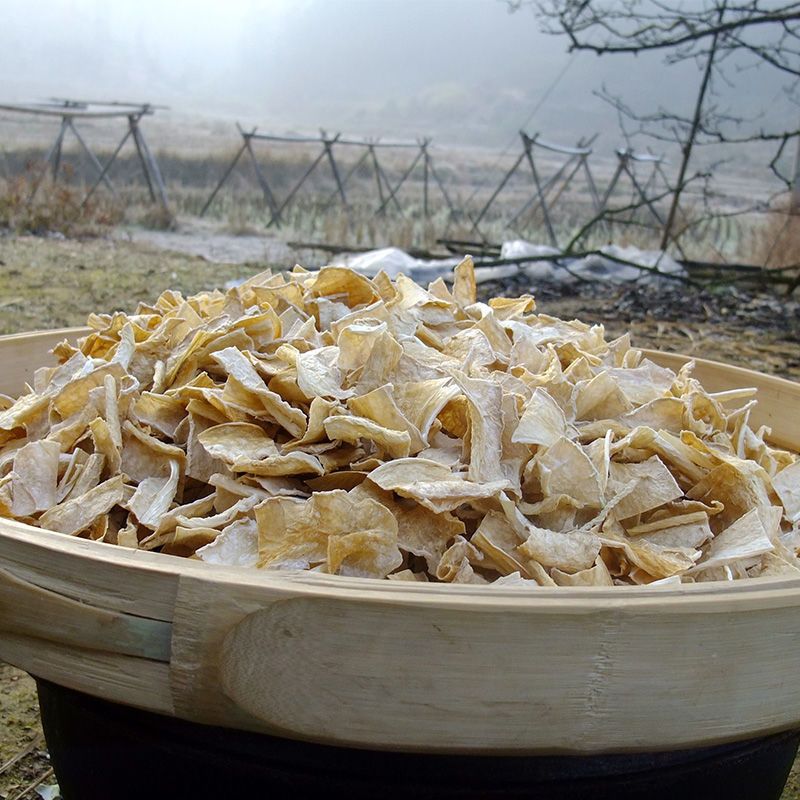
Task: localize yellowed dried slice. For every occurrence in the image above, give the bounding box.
[161,525,221,556]
[517,525,601,574]
[197,422,278,464]
[0,392,51,445]
[176,496,260,533]
[257,490,401,575]
[347,385,426,453]
[436,535,488,583]
[621,397,686,434]
[471,511,533,578]
[599,526,699,581]
[419,429,463,468]
[61,452,105,503]
[348,328,404,394]
[437,394,470,440]
[305,471,365,491]
[551,557,614,586]
[687,458,773,529]
[213,347,307,437]
[327,527,404,579]
[89,417,121,477]
[633,518,714,551]
[10,440,61,516]
[392,378,460,441]
[626,511,710,536]
[233,450,325,477]
[307,265,379,309]
[605,360,676,406]
[393,502,465,574]
[151,493,217,536]
[442,328,497,369]
[387,569,429,582]
[452,373,507,485]
[323,414,411,459]
[52,363,127,419]
[366,457,507,513]
[488,294,535,319]
[39,475,125,536]
[133,391,188,439]
[336,320,389,372]
[45,407,93,452]
[452,255,477,307]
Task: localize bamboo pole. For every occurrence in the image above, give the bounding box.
[319,147,372,214]
[66,118,116,194]
[201,136,250,217]
[129,115,157,204]
[373,146,425,217]
[520,132,558,246]
[27,118,68,203]
[322,134,350,216]
[426,150,460,221]
[132,117,169,210]
[267,144,331,228]
[470,150,527,235]
[242,129,280,223]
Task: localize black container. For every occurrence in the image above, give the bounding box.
[36,677,799,800]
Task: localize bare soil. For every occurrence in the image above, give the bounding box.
[0,228,798,798]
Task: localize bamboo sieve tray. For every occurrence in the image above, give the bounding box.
[0,327,799,756]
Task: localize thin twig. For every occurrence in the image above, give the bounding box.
[0,735,44,776]
[7,766,56,800]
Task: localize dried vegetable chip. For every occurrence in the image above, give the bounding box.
[0,255,797,586]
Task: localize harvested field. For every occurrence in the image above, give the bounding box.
[0,227,798,798]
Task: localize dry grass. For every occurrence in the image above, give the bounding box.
[0,167,124,238]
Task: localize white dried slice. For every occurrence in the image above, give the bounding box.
[517,525,601,573]
[574,370,633,421]
[607,456,684,520]
[513,388,574,447]
[452,373,506,485]
[296,346,352,401]
[39,475,126,537]
[536,437,605,508]
[688,507,780,574]
[10,440,61,516]
[773,459,800,523]
[196,518,259,567]
[126,459,182,529]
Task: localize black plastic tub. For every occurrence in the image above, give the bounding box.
[36,677,799,800]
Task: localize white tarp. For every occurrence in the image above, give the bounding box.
[335,240,685,285]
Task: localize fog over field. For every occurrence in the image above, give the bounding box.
[0,0,796,178]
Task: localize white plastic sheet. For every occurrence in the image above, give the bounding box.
[336,240,685,286]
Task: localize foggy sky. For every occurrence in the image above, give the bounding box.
[0,0,794,154]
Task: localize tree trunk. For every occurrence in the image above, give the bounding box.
[660,5,725,251]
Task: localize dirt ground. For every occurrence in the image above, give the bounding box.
[0,229,798,798]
